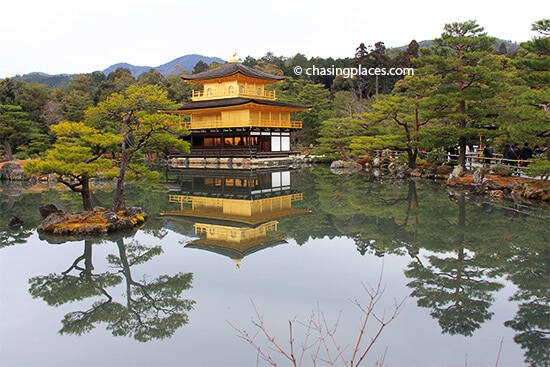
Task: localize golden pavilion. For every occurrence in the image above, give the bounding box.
[172,61,310,163]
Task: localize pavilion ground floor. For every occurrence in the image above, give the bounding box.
[168,127,305,169]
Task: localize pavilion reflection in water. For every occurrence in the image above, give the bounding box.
[162,168,310,266]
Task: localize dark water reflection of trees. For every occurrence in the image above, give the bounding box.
[1,168,548,365]
[1,181,195,342]
[274,168,549,366]
[28,234,195,342]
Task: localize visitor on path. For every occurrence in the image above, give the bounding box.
[483,144,493,165]
[520,142,533,167]
[503,144,514,165]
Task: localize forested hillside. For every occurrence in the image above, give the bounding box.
[1,20,548,177]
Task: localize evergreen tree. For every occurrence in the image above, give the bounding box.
[401,40,420,68]
[507,19,550,161]
[0,104,47,160]
[412,20,502,169]
[25,121,120,210]
[353,43,370,100]
[497,42,508,55]
[85,85,188,211]
[192,61,209,74]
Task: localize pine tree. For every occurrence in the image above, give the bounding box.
[85,85,188,211]
[411,20,503,169]
[0,104,45,160]
[25,122,120,210]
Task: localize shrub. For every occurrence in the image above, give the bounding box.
[524,156,550,180]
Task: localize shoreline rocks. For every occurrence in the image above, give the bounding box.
[0,161,25,181]
[334,159,550,202]
[446,168,549,202]
[37,204,147,236]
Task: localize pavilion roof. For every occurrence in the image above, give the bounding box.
[185,237,287,260]
[182,63,285,82]
[177,97,311,112]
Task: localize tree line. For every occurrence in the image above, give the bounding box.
[1,19,548,210]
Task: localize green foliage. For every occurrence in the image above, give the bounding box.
[277,81,332,146]
[331,90,365,117]
[29,273,122,307]
[501,21,550,156]
[85,85,187,138]
[25,121,120,210]
[29,237,195,343]
[490,163,515,176]
[14,82,51,122]
[316,117,363,159]
[26,121,119,178]
[524,155,550,180]
[85,84,189,211]
[1,19,548,167]
[0,104,48,159]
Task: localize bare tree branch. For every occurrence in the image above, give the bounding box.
[228,264,406,367]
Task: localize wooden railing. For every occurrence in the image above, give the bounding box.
[370,149,536,172]
[184,120,302,130]
[192,89,276,100]
[168,195,193,210]
[168,148,300,159]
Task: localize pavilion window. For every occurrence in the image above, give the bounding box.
[204,137,221,147]
[281,136,290,151]
[271,134,281,152]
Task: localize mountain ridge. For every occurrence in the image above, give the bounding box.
[6,54,226,87]
[102,54,226,77]
[6,39,522,87]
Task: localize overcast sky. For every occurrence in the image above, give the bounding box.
[1,0,547,78]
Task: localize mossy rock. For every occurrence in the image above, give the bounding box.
[38,206,147,235]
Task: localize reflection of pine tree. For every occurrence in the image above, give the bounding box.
[504,244,550,366]
[405,195,505,336]
[1,181,35,248]
[505,297,550,367]
[105,239,195,342]
[352,234,385,257]
[354,234,370,256]
[406,249,504,336]
[29,238,195,342]
[0,228,33,248]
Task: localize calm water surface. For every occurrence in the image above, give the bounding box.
[1,167,548,367]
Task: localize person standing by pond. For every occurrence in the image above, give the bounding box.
[483,144,494,165]
[503,144,514,165]
[520,142,533,167]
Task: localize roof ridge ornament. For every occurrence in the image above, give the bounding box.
[228,52,239,63]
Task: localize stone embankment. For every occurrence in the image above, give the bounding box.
[332,159,550,202]
[446,167,549,202]
[0,161,25,180]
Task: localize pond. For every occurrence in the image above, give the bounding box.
[1,167,549,367]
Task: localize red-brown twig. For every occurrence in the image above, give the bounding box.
[228,264,406,367]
